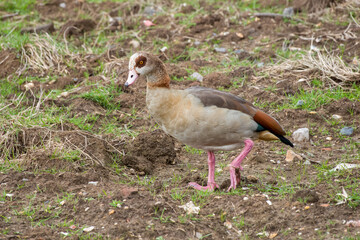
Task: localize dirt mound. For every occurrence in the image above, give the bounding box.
[122,130,176,174]
[0,50,21,78]
[59,19,96,38]
[323,98,360,116]
[293,0,342,12]
[203,72,232,88]
[3,127,115,170]
[68,98,106,117]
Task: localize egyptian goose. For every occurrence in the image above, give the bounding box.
[125,52,293,191]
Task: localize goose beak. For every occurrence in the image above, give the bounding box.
[125,69,139,87]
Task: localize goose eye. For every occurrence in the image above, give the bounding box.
[139,61,144,65]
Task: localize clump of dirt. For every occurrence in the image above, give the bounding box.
[165,63,188,79]
[229,66,254,80]
[293,0,342,13]
[203,72,232,88]
[180,4,195,14]
[59,19,97,38]
[323,98,360,116]
[122,130,176,174]
[159,43,190,62]
[5,127,113,169]
[0,50,21,78]
[292,189,320,203]
[190,14,225,34]
[68,98,106,117]
[147,28,173,40]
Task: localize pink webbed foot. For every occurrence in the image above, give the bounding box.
[189,181,219,191]
[189,151,219,191]
[227,166,242,192]
[227,139,254,192]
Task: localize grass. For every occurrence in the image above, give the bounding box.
[1,0,360,239]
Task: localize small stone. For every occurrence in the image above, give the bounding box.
[266,200,272,205]
[129,40,140,49]
[195,232,202,239]
[83,226,95,232]
[220,31,230,36]
[60,200,65,206]
[60,232,69,236]
[269,232,278,239]
[224,221,232,229]
[309,111,317,114]
[321,148,332,151]
[283,7,294,17]
[22,178,29,181]
[285,150,303,162]
[143,6,158,16]
[257,62,264,68]
[88,181,98,186]
[332,114,342,120]
[59,2,66,8]
[304,206,310,210]
[160,46,167,52]
[236,32,244,39]
[340,127,353,136]
[109,209,115,215]
[24,82,35,90]
[59,92,69,98]
[292,128,310,142]
[320,204,330,207]
[246,175,258,182]
[190,72,203,82]
[234,49,244,55]
[85,207,90,211]
[296,100,304,107]
[69,225,76,230]
[243,197,249,201]
[5,193,14,197]
[303,160,311,165]
[214,47,227,53]
[326,137,332,141]
[124,206,129,210]
[194,41,201,46]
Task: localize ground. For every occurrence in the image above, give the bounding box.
[0,0,360,239]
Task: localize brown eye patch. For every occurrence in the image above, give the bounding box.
[135,56,147,68]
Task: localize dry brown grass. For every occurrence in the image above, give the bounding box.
[268,49,360,87]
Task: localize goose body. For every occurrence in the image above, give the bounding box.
[125,52,293,191]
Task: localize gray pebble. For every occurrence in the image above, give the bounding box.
[143,6,158,16]
[234,49,245,55]
[283,7,294,17]
[214,47,227,53]
[292,128,310,142]
[296,100,304,107]
[257,62,264,68]
[190,72,203,82]
[340,127,354,136]
[194,41,201,46]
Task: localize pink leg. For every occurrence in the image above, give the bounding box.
[189,151,219,191]
[228,139,254,191]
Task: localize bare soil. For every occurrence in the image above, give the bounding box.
[1,0,359,239]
